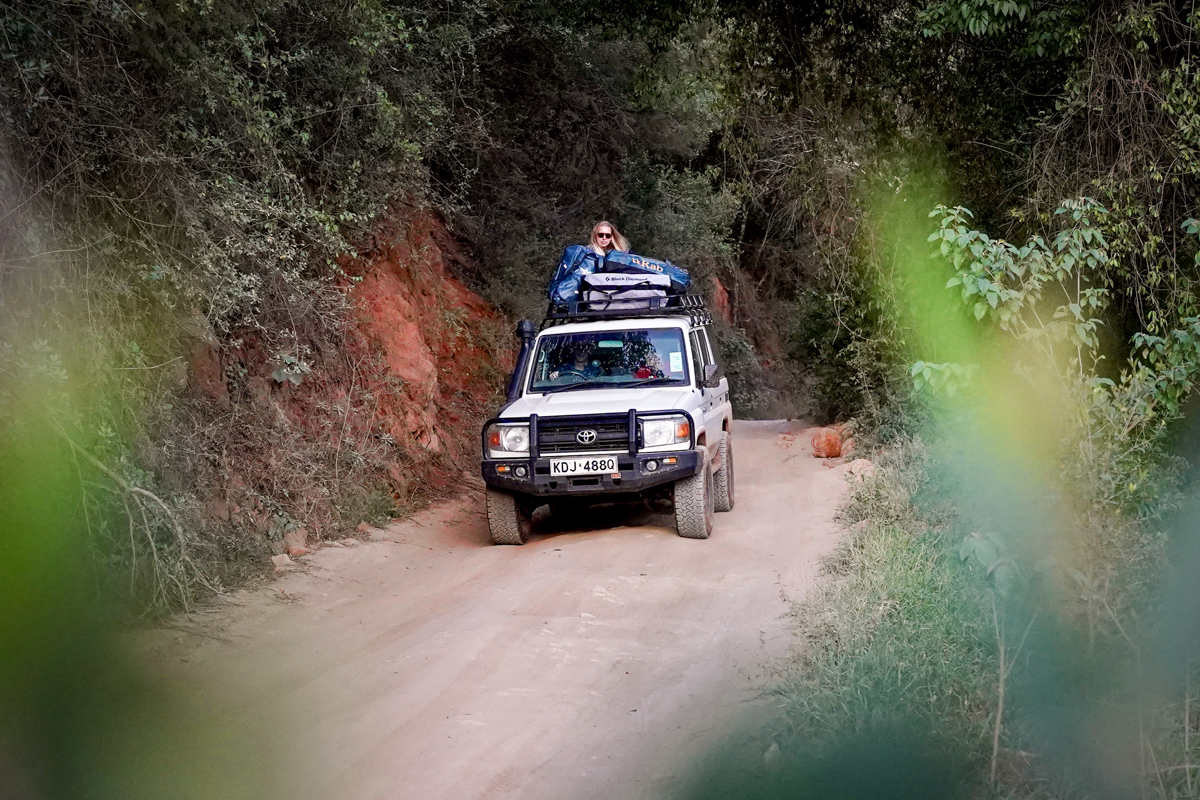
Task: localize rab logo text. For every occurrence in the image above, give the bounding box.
[630,256,663,272]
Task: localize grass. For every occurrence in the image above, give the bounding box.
[672,434,1004,800]
[724,421,1200,800]
[776,437,996,768]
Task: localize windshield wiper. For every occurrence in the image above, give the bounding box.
[538,376,680,394]
[611,377,680,389]
[538,381,610,395]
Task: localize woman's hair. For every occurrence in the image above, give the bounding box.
[590,220,630,253]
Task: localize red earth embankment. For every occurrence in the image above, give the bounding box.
[183,208,512,557]
[348,210,512,460]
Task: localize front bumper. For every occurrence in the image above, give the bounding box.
[481,449,702,497]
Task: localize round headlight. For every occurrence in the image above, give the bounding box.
[501,426,529,452]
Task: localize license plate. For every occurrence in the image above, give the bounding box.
[549,456,619,477]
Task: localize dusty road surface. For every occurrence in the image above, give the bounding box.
[153,420,854,800]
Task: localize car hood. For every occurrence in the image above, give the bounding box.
[498,387,694,419]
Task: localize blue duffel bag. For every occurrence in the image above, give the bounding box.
[547,245,602,306]
[601,251,691,294]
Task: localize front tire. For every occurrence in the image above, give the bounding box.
[714,433,735,512]
[485,488,532,545]
[674,466,714,539]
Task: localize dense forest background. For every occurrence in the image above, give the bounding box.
[6,0,1200,795]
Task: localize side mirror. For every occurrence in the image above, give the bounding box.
[702,364,722,389]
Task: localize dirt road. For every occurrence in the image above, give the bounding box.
[156,420,852,799]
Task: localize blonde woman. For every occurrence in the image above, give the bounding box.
[589,221,630,255]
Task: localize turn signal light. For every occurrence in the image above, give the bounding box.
[675,421,690,440]
[487,430,502,448]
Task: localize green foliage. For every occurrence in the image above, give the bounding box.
[920,0,1035,38]
[0,0,456,332]
[919,0,1086,56]
[623,159,738,277]
[711,322,787,418]
[931,198,1110,351]
[923,200,1199,520]
[830,198,1200,795]
[1163,61,1200,178]
[908,361,977,396]
[792,284,907,421]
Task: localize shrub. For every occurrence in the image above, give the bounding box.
[769,197,1200,796]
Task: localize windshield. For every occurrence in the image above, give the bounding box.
[528,328,690,393]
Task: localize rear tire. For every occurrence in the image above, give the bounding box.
[714,433,735,513]
[486,488,532,545]
[674,466,714,539]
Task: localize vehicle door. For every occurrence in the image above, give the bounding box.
[698,326,732,433]
[689,327,728,461]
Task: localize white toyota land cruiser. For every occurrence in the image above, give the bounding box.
[480,295,735,544]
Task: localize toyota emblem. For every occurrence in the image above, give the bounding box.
[576,429,597,445]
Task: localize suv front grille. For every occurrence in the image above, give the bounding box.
[538,416,630,455]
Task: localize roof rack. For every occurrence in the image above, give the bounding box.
[541,294,713,330]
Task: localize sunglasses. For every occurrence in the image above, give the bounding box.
[596,232,613,239]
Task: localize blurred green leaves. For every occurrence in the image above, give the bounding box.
[909,360,977,396]
[0,413,284,798]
